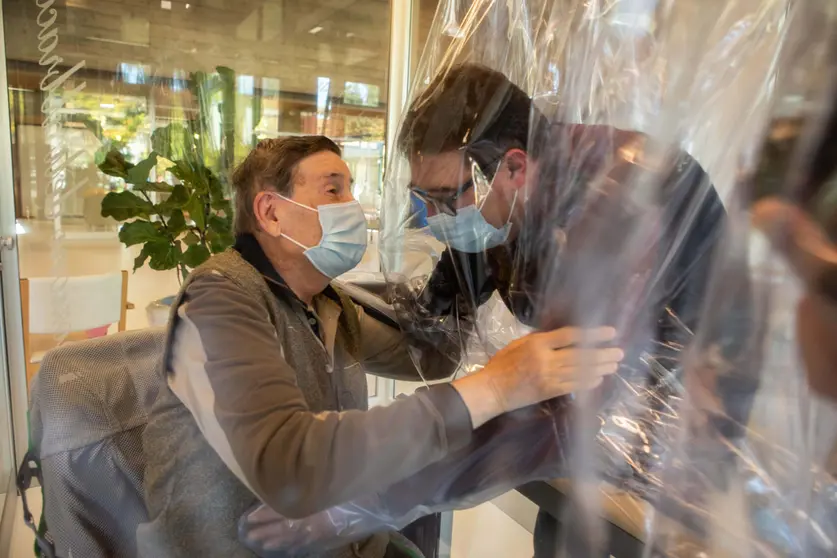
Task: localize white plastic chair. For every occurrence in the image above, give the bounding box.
[20,271,132,387]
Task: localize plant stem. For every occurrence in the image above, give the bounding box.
[139,190,170,234]
[138,189,183,285]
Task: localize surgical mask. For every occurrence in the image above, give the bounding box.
[427,191,517,253]
[274,194,368,278]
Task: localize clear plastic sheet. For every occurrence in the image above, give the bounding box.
[239,1,837,557]
[378,0,549,375]
[238,2,561,553]
[533,0,787,552]
[641,2,837,555]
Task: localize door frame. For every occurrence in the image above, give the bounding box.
[0,0,28,546]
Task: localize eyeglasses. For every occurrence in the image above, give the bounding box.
[409,177,475,217]
[409,157,503,216]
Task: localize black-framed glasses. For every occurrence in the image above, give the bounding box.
[408,156,503,216]
[409,177,476,216]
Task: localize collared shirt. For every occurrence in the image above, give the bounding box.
[234,234,325,339]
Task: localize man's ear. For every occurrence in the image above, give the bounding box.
[503,149,528,190]
[254,191,282,238]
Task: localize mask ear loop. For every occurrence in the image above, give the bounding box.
[274,192,318,213]
[270,193,317,250]
[506,189,519,226]
[476,158,519,230]
[281,232,312,251]
[472,158,493,210]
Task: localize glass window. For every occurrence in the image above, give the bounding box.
[4,0,392,326]
[1,3,395,499]
[2,0,399,533]
[0,336,12,521]
[413,0,443,78]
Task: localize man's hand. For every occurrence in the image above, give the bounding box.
[452,327,624,428]
[753,198,837,401]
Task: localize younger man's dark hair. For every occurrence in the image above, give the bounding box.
[397,63,547,165]
[232,136,341,235]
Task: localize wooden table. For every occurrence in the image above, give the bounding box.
[518,479,648,558]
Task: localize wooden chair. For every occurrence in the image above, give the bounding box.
[20,270,134,388]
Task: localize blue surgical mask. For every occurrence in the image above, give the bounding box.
[275,195,368,278]
[426,191,518,253]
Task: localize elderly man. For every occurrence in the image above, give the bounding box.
[137,135,623,557]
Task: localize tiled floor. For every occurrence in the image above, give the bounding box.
[9,218,538,558]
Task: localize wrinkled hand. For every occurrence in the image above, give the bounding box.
[753,198,837,401]
[239,501,367,556]
[453,327,624,428]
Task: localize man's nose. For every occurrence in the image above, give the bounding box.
[425,203,439,217]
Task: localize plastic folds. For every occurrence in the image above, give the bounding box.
[642,2,837,555]
[240,0,837,556]
[240,398,572,556]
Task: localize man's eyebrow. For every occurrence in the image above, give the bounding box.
[410,184,458,194]
[322,172,353,183]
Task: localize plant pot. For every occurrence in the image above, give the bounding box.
[146,296,176,328]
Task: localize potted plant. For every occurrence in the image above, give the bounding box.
[97,65,247,326]
[97,146,235,325]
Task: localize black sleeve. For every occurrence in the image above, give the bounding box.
[661,163,727,345]
[414,248,498,318]
[390,248,499,367]
[661,158,758,437]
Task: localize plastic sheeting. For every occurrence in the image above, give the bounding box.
[642,2,837,555]
[239,0,837,556]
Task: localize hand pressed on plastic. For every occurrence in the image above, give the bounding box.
[452,326,624,428]
[753,198,837,401]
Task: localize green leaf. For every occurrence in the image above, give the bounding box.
[133,181,174,193]
[207,213,232,234]
[216,66,236,82]
[182,231,200,246]
[158,184,191,215]
[167,209,187,236]
[208,174,231,211]
[151,124,193,160]
[207,172,224,195]
[118,220,163,247]
[171,160,210,194]
[211,199,232,214]
[181,243,211,268]
[97,148,134,179]
[133,244,152,271]
[167,160,189,181]
[146,241,181,271]
[170,184,191,205]
[185,194,207,230]
[101,191,154,221]
[126,152,159,185]
[207,213,234,254]
[207,229,234,254]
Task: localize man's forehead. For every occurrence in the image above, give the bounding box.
[410,151,467,185]
[298,151,351,179]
